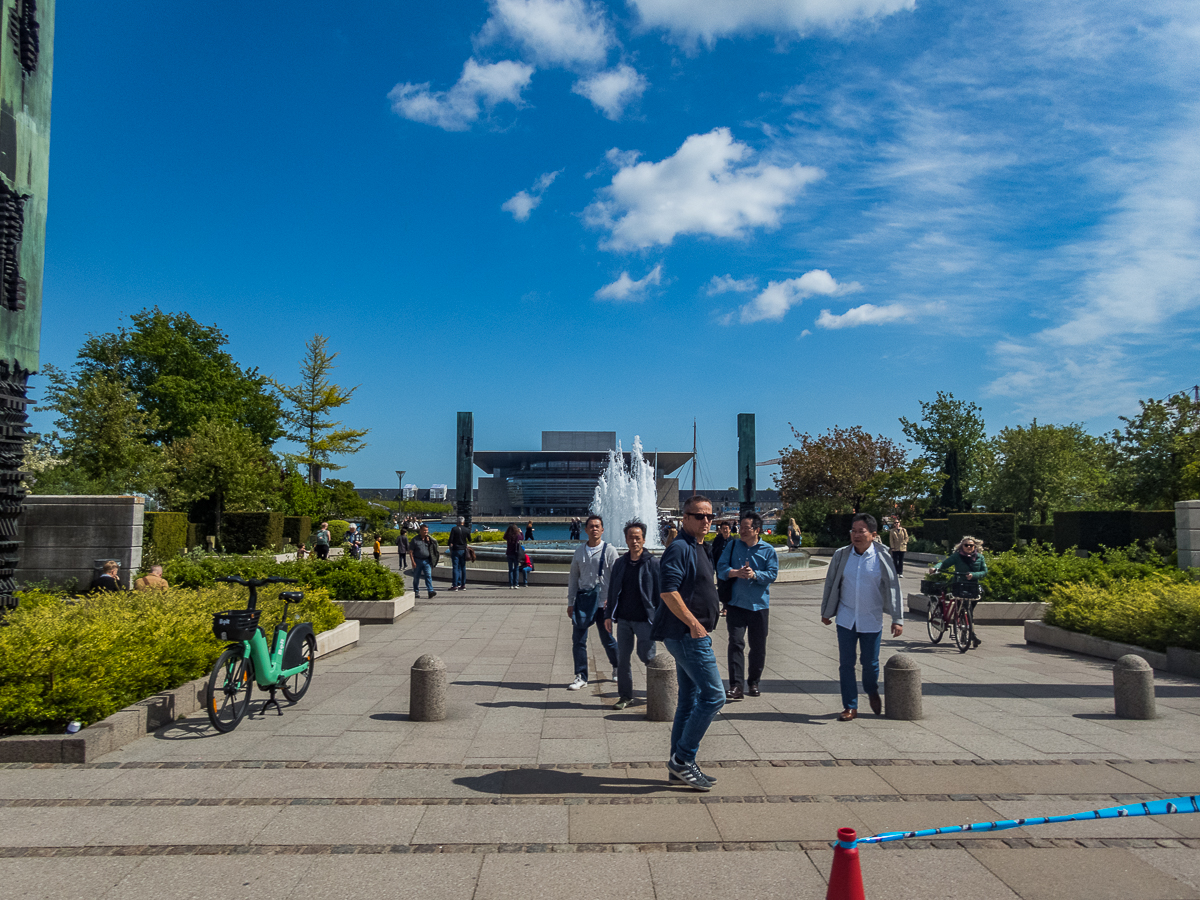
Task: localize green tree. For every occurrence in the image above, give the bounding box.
[272,335,368,485]
[162,419,278,543]
[900,392,988,511]
[35,365,161,493]
[984,420,1112,524]
[76,308,283,447]
[1108,393,1200,508]
[776,425,908,512]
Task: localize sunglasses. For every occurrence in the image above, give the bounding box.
[687,512,716,520]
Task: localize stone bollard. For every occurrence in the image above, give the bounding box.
[645,652,677,722]
[884,653,923,720]
[410,654,446,722]
[1113,654,1156,719]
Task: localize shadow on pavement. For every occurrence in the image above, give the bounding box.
[454,681,550,691]
[453,768,671,796]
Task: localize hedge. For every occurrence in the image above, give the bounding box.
[220,512,285,553]
[1044,576,1200,652]
[143,512,188,562]
[1053,510,1176,553]
[946,513,1017,552]
[158,554,405,603]
[0,585,344,735]
[1019,524,1055,544]
[917,518,949,545]
[283,515,312,549]
[327,520,351,545]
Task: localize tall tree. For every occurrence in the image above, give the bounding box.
[1108,393,1200,508]
[75,308,283,446]
[776,425,908,511]
[272,335,368,485]
[984,420,1112,524]
[900,392,988,511]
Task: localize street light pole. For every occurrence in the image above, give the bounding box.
[395,470,405,525]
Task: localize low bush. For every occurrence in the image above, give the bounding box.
[0,585,344,735]
[157,554,405,602]
[1044,577,1200,652]
[469,531,506,543]
[327,520,351,545]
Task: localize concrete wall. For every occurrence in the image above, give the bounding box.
[16,496,144,589]
[1178,501,1200,569]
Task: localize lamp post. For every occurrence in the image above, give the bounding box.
[395,470,405,526]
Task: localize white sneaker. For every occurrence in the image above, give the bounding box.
[567,675,587,691]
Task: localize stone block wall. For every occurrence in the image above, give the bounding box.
[1178,501,1200,569]
[16,495,144,589]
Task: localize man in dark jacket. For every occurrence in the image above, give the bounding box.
[448,517,471,591]
[409,524,440,599]
[604,520,661,710]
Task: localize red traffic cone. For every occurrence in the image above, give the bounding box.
[826,827,866,900]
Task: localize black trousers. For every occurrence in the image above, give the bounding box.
[717,577,733,609]
[726,606,769,688]
[891,550,905,574]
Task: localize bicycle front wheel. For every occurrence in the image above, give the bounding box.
[281,635,316,702]
[207,646,253,733]
[954,602,974,653]
[927,597,946,644]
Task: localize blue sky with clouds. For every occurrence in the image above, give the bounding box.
[33,0,1200,491]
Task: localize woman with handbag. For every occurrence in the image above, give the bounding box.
[505,524,523,589]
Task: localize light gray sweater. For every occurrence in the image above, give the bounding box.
[567,541,620,605]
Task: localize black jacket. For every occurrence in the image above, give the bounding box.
[604,552,661,622]
[448,525,470,550]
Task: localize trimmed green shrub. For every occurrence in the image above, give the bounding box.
[1019,524,1055,544]
[916,518,949,545]
[283,516,312,549]
[0,585,344,735]
[1044,577,1200,652]
[983,542,1191,605]
[469,531,506,543]
[1054,510,1176,554]
[221,512,285,553]
[327,520,351,545]
[143,512,188,563]
[946,513,1017,552]
[158,554,405,603]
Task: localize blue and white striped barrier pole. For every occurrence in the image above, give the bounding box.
[836,795,1200,848]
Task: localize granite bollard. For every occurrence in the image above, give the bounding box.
[884,653,923,720]
[410,654,446,721]
[1114,654,1156,719]
[645,652,677,722]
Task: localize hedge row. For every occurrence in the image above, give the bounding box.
[1052,510,1175,553]
[221,512,285,554]
[283,516,312,549]
[157,554,404,603]
[0,585,345,735]
[1044,576,1200,652]
[143,512,188,562]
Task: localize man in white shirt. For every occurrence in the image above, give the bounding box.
[566,515,620,691]
[819,513,903,721]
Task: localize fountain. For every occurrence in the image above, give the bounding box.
[590,436,661,549]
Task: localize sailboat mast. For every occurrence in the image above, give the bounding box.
[692,419,697,496]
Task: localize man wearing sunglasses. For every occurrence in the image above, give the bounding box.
[651,494,725,791]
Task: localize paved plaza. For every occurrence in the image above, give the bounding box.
[4,577,1200,898]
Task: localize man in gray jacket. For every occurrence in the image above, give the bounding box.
[820,513,903,721]
[567,514,621,691]
[604,520,660,710]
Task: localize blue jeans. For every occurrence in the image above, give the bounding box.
[450,550,467,588]
[508,558,519,587]
[837,625,882,710]
[615,619,656,701]
[413,560,434,594]
[572,605,619,680]
[662,635,725,764]
[519,565,532,586]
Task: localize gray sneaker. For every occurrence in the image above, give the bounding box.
[613,697,632,710]
[667,755,712,791]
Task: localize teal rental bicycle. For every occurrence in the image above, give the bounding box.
[207,575,316,733]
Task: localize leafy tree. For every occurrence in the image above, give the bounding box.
[900,392,987,511]
[162,419,278,544]
[857,459,946,522]
[75,308,283,447]
[1108,393,1200,508]
[35,365,161,493]
[272,335,368,485]
[776,425,908,512]
[984,420,1112,524]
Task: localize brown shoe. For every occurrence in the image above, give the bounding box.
[725,684,744,701]
[838,708,857,722]
[746,682,760,697]
[868,692,882,715]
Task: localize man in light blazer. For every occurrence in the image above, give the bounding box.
[820,513,903,721]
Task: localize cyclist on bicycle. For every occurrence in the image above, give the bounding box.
[929,535,987,648]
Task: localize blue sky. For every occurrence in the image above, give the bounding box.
[33,0,1200,492]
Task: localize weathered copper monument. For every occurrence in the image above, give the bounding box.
[455,411,473,526]
[737,413,755,517]
[0,0,54,611]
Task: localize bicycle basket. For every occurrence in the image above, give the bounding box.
[951,581,982,599]
[212,609,261,642]
[919,579,945,596]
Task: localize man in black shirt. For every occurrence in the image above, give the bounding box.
[408,524,439,599]
[604,521,661,710]
[448,517,471,591]
[710,520,733,617]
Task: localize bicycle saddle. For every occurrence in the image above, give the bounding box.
[280,591,305,603]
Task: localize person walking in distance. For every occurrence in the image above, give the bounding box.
[820,513,903,721]
[504,524,523,589]
[887,517,910,576]
[525,520,535,541]
[566,515,619,691]
[396,526,410,578]
[652,495,724,791]
[717,512,778,701]
[448,516,471,591]
[312,522,331,560]
[604,520,660,710]
[409,523,439,599]
[710,519,734,618]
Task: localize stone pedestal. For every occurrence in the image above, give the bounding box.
[645,653,677,722]
[1176,501,1200,570]
[410,654,446,722]
[884,653,923,720]
[1114,654,1156,719]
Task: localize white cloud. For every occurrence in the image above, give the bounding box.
[739,269,859,322]
[629,0,915,47]
[478,0,614,68]
[815,302,910,329]
[389,58,533,131]
[572,64,647,120]
[502,170,562,221]
[706,274,757,295]
[586,128,822,250]
[595,264,663,302]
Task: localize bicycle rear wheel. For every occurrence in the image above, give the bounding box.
[281,635,316,702]
[954,601,974,653]
[926,596,946,644]
[207,646,253,732]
